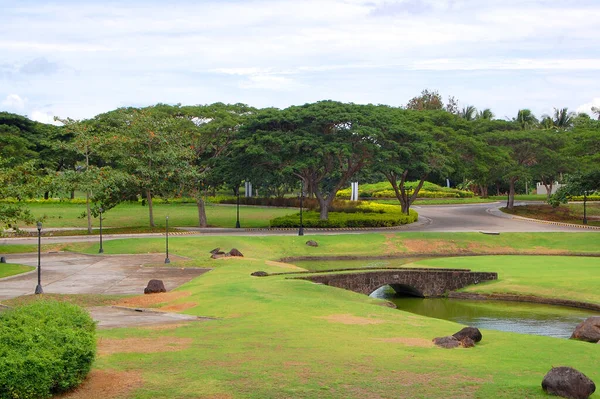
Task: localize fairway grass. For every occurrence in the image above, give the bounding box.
[3,232,600,398]
[0,263,34,278]
[20,202,296,229]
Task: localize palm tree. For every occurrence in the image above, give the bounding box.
[552,107,574,128]
[591,106,600,120]
[476,108,494,120]
[460,105,477,121]
[514,109,538,129]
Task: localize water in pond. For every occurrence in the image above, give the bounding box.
[371,286,600,338]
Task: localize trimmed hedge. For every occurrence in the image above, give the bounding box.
[270,209,418,228]
[0,300,96,399]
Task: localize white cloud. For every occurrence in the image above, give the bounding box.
[30,110,61,125]
[239,75,303,91]
[1,94,26,110]
[577,98,600,117]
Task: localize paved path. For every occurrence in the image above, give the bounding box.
[0,252,210,300]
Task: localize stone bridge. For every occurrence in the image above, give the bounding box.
[295,268,498,297]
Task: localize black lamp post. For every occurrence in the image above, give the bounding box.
[35,222,43,294]
[235,190,241,228]
[299,181,304,236]
[583,191,588,225]
[98,207,104,253]
[165,216,170,264]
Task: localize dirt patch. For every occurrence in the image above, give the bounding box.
[57,369,143,399]
[160,302,197,312]
[140,323,191,331]
[265,260,305,271]
[318,314,385,325]
[98,336,193,356]
[404,239,465,254]
[116,291,191,308]
[375,337,433,347]
[383,233,402,255]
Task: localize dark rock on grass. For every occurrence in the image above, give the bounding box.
[306,240,318,247]
[251,271,268,277]
[229,248,244,257]
[209,248,221,255]
[459,336,475,348]
[542,367,596,399]
[570,316,600,343]
[453,326,482,343]
[211,253,229,259]
[433,336,460,349]
[144,279,166,294]
[0,256,6,263]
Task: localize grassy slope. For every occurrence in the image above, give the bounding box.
[21,202,295,229]
[4,232,600,398]
[92,255,599,398]
[0,263,34,278]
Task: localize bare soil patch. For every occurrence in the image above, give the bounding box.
[318,314,386,325]
[160,302,197,312]
[375,337,433,347]
[98,336,193,356]
[116,291,191,308]
[404,239,465,253]
[57,370,143,399]
[265,260,305,271]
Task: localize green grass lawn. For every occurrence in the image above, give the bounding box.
[0,263,34,278]
[373,198,496,205]
[4,233,600,398]
[503,203,600,226]
[21,202,295,229]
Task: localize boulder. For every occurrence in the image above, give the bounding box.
[209,248,221,255]
[453,326,482,343]
[229,248,244,257]
[306,240,318,247]
[211,253,229,259]
[459,336,475,348]
[251,271,268,277]
[433,336,460,349]
[570,317,600,343]
[144,279,166,294]
[542,367,596,399]
[0,256,5,263]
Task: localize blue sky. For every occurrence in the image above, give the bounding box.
[1,0,599,124]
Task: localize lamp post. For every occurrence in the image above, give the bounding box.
[235,190,241,228]
[98,208,104,253]
[299,181,304,236]
[165,216,170,264]
[35,222,43,294]
[583,191,588,225]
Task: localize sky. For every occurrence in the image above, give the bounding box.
[1,0,599,124]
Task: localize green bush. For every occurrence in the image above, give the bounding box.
[270,209,418,228]
[0,300,96,399]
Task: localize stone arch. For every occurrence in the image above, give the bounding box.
[388,283,425,298]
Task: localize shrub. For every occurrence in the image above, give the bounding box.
[0,300,96,399]
[270,209,418,228]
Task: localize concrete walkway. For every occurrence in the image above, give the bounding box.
[0,252,210,300]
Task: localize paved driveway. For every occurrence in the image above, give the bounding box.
[0,253,210,300]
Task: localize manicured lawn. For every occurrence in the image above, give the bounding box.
[374,197,495,205]
[4,233,600,398]
[20,202,296,229]
[0,263,34,278]
[503,203,600,226]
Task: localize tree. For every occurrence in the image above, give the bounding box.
[234,102,382,220]
[591,106,600,120]
[406,89,444,111]
[476,108,494,120]
[460,105,477,121]
[552,107,575,129]
[514,109,538,129]
[0,158,38,230]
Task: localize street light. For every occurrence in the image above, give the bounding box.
[299,180,304,236]
[35,222,43,294]
[235,190,241,228]
[583,190,588,225]
[98,208,104,254]
[165,216,170,264]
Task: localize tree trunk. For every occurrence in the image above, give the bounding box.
[479,185,488,198]
[44,191,49,200]
[314,190,331,220]
[196,198,207,227]
[86,191,92,234]
[146,189,155,227]
[496,183,501,196]
[70,190,75,200]
[507,178,517,209]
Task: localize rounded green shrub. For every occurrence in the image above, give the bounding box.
[0,300,96,399]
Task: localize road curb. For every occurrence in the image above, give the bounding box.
[508,215,600,230]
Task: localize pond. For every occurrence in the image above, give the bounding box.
[371,286,600,338]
